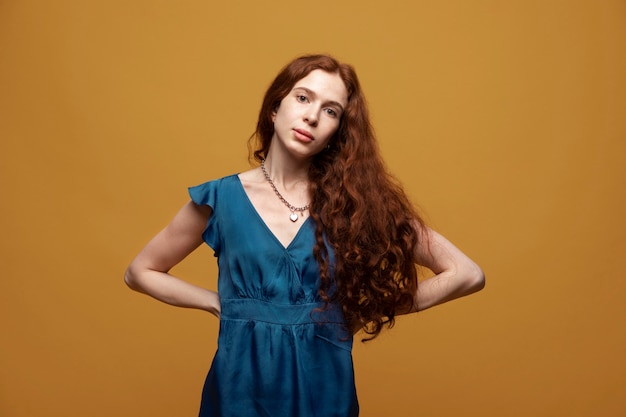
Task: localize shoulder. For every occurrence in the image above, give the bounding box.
[191,173,240,188]
[237,167,262,184]
[236,167,265,192]
[188,173,240,208]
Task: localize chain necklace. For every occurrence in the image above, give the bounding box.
[261,159,310,222]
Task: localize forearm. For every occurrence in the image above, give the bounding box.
[412,263,485,312]
[125,267,221,317]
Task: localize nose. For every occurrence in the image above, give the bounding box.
[303,109,319,126]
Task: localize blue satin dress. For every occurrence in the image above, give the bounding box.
[189,175,359,417]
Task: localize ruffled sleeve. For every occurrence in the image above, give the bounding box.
[188,180,221,255]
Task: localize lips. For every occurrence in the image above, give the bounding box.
[293,128,314,141]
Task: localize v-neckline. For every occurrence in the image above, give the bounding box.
[234,175,312,250]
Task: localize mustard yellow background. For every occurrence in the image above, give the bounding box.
[1,1,625,416]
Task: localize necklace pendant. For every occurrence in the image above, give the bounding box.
[260,159,310,224]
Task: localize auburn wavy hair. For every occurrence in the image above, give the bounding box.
[249,54,426,340]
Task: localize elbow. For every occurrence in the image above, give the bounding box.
[466,263,485,294]
[124,265,142,291]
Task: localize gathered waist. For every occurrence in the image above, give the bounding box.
[220,298,346,325]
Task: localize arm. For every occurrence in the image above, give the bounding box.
[410,226,485,312]
[124,201,221,318]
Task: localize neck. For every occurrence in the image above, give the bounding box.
[262,149,310,188]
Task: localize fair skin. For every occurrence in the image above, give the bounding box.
[124,69,484,321]
[238,69,349,247]
[410,226,485,312]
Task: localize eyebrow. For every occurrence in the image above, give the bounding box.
[293,86,345,112]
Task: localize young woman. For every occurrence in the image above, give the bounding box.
[125,54,485,417]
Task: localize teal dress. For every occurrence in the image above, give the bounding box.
[189,175,359,417]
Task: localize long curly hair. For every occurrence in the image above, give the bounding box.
[249,54,426,340]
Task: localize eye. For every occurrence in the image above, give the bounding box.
[324,108,338,118]
[296,94,308,103]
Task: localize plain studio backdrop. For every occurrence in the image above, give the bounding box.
[1,1,624,416]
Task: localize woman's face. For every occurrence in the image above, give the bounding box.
[271,69,348,160]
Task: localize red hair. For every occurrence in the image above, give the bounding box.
[249,55,426,340]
